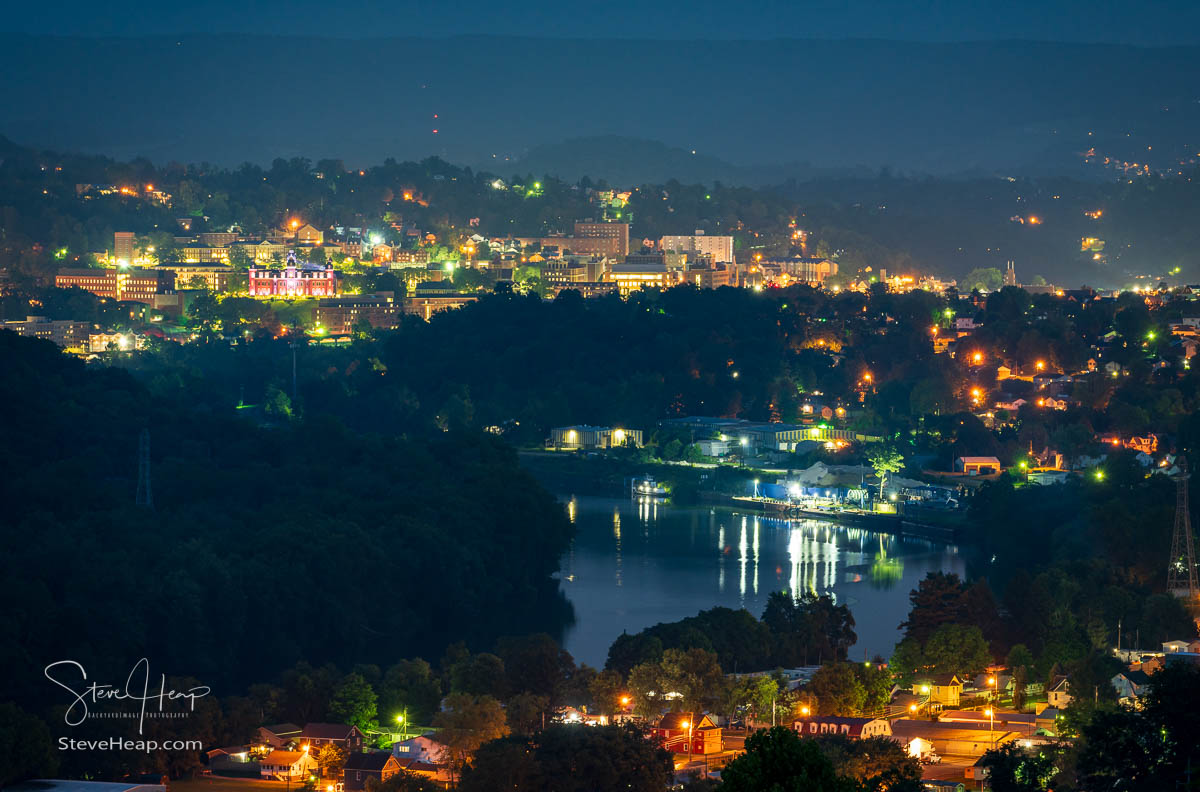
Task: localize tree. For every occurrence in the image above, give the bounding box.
[459,724,672,792]
[808,663,867,716]
[0,702,58,785]
[900,572,968,644]
[449,652,507,698]
[816,734,922,792]
[657,647,726,714]
[606,632,665,676]
[721,726,856,792]
[505,692,549,735]
[867,444,904,498]
[725,674,781,725]
[315,743,347,779]
[964,267,1004,292]
[922,623,993,677]
[328,672,378,732]
[432,693,509,782]
[978,742,1061,792]
[587,669,626,716]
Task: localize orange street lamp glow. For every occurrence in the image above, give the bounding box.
[620,695,631,706]
[972,352,983,364]
[800,706,811,716]
[909,703,918,712]
[290,219,300,230]
[1036,360,1045,371]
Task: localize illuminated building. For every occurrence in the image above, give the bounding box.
[659,232,735,265]
[608,262,682,296]
[763,257,838,286]
[2,315,91,350]
[56,268,175,304]
[542,260,588,286]
[294,224,324,245]
[113,231,135,265]
[402,283,478,320]
[157,263,232,291]
[247,253,338,298]
[687,262,734,288]
[315,292,399,335]
[573,222,630,256]
[548,425,643,450]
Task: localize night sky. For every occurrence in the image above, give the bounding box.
[4,0,1200,45]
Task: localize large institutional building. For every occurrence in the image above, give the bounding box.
[659,232,735,265]
[247,254,338,298]
[55,268,175,304]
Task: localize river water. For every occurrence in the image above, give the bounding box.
[557,495,966,668]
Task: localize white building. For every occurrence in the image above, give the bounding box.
[260,749,318,780]
[659,232,735,264]
[392,735,447,764]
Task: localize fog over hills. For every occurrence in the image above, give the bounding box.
[1,34,1197,182]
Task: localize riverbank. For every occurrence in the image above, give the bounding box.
[521,450,966,543]
[700,491,961,543]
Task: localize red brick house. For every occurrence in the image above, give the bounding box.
[651,712,722,755]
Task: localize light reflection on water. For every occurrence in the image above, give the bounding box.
[558,495,965,667]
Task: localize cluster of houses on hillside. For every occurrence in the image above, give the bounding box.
[206,722,450,789]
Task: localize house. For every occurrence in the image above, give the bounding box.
[256,723,303,748]
[547,425,643,450]
[344,752,402,791]
[295,224,325,245]
[301,723,365,752]
[955,457,1001,475]
[260,749,319,780]
[1111,670,1151,704]
[1162,640,1196,654]
[392,735,448,765]
[652,712,723,755]
[1047,676,1072,709]
[793,716,892,739]
[914,675,964,709]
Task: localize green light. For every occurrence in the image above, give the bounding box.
[1094,469,1105,481]
[534,182,541,189]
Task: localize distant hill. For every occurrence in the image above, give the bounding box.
[0,35,1197,180]
[489,136,868,186]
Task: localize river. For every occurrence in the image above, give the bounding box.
[557,495,966,668]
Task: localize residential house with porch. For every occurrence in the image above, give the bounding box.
[652,713,723,755]
[914,675,964,710]
[260,749,318,780]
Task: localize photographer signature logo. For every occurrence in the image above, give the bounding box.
[45,658,211,734]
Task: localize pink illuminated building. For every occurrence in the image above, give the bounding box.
[248,252,338,297]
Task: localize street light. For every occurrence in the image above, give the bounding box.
[984,707,995,750]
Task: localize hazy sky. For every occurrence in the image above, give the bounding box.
[5,0,1200,45]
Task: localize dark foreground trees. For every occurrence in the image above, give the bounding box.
[459,724,672,792]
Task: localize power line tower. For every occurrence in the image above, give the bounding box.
[135,428,153,509]
[1168,456,1197,600]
